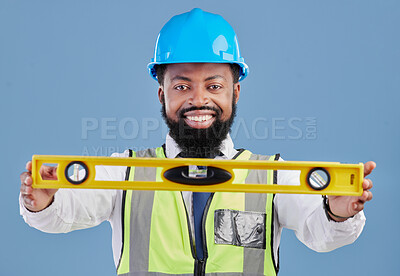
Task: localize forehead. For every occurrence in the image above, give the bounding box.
[164,63,232,82]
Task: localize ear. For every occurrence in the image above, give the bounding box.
[158,86,164,104]
[233,82,240,104]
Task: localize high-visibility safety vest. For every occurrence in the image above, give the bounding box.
[117,147,279,276]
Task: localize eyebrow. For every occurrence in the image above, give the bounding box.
[171,75,192,82]
[205,75,226,81]
[171,75,226,82]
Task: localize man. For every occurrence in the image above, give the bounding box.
[20,8,375,276]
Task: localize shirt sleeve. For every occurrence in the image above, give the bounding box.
[274,160,366,252]
[19,151,128,233]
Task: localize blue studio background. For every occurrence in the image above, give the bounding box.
[1,0,399,275]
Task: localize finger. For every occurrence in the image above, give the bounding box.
[24,174,32,186]
[20,184,33,195]
[20,171,33,196]
[353,201,364,213]
[40,165,58,180]
[20,171,32,187]
[22,194,34,207]
[365,190,373,202]
[362,178,373,190]
[364,161,376,177]
[359,190,370,203]
[22,195,31,206]
[26,161,32,172]
[357,190,373,206]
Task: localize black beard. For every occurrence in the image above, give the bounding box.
[161,98,236,158]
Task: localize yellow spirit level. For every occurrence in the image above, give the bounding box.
[31,155,364,196]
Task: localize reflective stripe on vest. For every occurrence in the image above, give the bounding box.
[117,147,278,276]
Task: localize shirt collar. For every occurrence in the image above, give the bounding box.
[165,133,237,159]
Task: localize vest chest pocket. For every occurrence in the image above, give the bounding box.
[214,209,266,249]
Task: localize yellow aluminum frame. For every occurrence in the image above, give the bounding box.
[31,155,364,196]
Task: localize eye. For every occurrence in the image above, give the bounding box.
[175,85,189,91]
[208,84,222,90]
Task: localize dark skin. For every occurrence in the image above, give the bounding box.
[20,161,57,212]
[158,63,240,128]
[328,162,375,221]
[20,63,375,220]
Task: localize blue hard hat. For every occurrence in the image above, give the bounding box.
[147,8,249,81]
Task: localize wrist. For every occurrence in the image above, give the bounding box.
[322,196,354,222]
[25,196,55,213]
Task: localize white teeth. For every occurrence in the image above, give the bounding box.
[187,115,212,122]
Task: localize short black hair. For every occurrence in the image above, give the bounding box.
[155,63,241,86]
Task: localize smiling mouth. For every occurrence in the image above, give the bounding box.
[185,115,214,122]
[182,112,217,129]
[179,106,220,129]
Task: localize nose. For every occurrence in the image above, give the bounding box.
[188,86,210,107]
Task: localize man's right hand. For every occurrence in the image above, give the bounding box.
[20,161,59,212]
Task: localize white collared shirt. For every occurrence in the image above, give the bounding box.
[20,134,366,267]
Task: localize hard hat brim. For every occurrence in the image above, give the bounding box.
[147,61,249,82]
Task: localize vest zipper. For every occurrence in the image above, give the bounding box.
[180,192,197,259]
[181,192,214,276]
[194,193,214,275]
[195,153,241,274]
[195,259,206,276]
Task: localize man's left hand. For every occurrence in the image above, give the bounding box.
[327,161,376,222]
